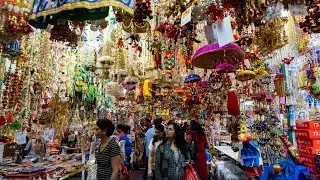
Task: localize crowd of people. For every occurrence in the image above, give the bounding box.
[91,117,210,180]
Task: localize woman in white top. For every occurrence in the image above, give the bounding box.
[148,124,165,180]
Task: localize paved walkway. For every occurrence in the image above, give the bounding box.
[129,170,144,180]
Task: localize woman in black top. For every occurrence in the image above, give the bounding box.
[61,131,77,154]
[94,119,122,180]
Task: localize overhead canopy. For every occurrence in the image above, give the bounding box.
[30,0,134,28]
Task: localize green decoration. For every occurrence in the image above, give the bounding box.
[9,121,22,131]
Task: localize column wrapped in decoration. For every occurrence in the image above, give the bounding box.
[274,73,285,97]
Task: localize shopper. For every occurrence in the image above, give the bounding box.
[190,120,209,180]
[24,133,36,157]
[143,118,162,180]
[116,124,124,141]
[61,131,78,154]
[154,123,189,180]
[120,125,133,170]
[185,131,196,162]
[94,119,122,180]
[148,124,165,179]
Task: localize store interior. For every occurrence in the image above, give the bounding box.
[1,0,320,179]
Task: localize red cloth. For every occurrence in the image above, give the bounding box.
[192,132,208,180]
[244,166,262,178]
[227,91,240,116]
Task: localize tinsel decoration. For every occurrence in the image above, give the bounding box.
[254,18,287,56]
[50,23,79,45]
[274,73,286,97]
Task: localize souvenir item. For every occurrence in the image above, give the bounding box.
[192,43,245,69]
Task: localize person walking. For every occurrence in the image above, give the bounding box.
[191,120,209,180]
[94,119,122,180]
[120,125,133,170]
[143,118,162,180]
[148,124,165,179]
[154,123,189,180]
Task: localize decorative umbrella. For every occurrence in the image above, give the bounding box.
[215,63,236,73]
[237,70,256,82]
[192,43,245,69]
[29,0,133,28]
[184,74,201,84]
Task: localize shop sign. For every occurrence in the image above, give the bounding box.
[156,109,169,116]
[181,7,192,26]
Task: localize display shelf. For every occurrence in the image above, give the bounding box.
[59,165,88,180]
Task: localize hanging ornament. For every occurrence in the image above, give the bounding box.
[274,73,286,97]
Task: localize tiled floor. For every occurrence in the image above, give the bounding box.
[129,170,144,180]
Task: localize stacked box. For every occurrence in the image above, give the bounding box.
[295,120,320,174]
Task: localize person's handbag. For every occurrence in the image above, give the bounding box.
[184,165,198,180]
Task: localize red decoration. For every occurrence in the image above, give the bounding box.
[0,115,6,126]
[227,91,240,116]
[6,113,14,123]
[204,4,224,23]
[283,57,295,65]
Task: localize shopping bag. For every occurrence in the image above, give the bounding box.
[184,165,198,180]
[121,163,130,180]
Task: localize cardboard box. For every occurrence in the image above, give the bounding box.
[298,145,320,155]
[304,163,319,175]
[295,129,320,139]
[296,120,320,130]
[300,154,316,165]
[296,138,320,148]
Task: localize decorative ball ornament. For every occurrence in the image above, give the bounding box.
[273,164,281,173]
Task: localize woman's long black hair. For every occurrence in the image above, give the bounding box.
[166,123,188,158]
[190,120,205,135]
[152,124,165,145]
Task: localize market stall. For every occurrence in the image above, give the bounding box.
[1,0,320,179]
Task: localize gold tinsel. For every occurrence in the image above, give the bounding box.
[254,18,287,56]
[51,98,71,140]
[27,31,54,88]
[286,15,308,53]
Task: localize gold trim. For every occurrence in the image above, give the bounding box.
[30,0,133,19]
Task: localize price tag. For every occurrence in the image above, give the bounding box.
[181,7,192,26]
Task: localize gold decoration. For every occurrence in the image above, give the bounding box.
[254,18,287,56]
